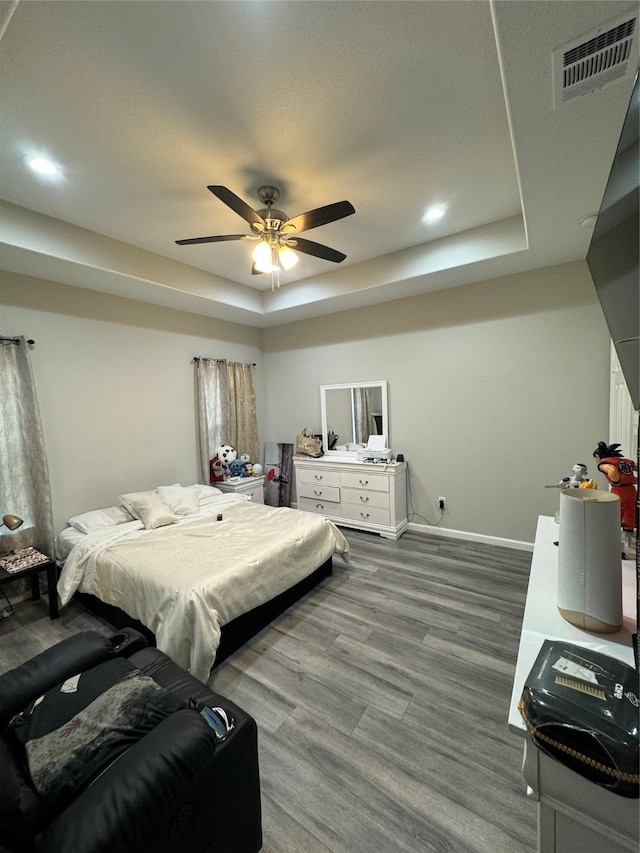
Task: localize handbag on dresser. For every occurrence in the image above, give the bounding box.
[295,428,323,457]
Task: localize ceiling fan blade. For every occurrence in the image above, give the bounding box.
[175,234,250,245]
[207,185,266,229]
[292,238,347,263]
[283,200,355,234]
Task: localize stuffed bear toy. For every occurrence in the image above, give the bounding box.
[209,444,237,483]
[209,455,225,483]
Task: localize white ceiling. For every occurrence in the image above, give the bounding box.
[0,0,637,328]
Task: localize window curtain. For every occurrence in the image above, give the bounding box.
[196,359,259,483]
[0,336,54,558]
[353,388,378,444]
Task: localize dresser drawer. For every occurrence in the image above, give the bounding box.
[341,503,390,526]
[342,488,389,510]
[340,471,388,492]
[298,497,340,515]
[298,467,341,487]
[243,485,264,503]
[216,476,264,503]
[298,482,340,503]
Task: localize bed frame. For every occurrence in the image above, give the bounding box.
[75,556,333,670]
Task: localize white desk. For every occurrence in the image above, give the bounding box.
[510,516,638,853]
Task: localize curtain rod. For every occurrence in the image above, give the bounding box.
[193,357,256,366]
[0,336,35,345]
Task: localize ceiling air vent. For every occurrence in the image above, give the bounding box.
[553,14,638,108]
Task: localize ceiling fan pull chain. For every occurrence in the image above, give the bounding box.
[271,245,280,290]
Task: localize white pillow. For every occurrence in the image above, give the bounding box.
[118,491,178,530]
[188,484,223,499]
[68,505,134,534]
[157,484,200,517]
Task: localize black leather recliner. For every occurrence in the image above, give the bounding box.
[0,629,262,853]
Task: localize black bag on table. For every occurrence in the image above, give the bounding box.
[518,639,639,798]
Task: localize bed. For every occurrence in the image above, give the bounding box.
[56,484,349,681]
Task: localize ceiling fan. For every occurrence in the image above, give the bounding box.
[176,185,355,288]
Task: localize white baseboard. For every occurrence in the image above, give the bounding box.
[407,521,534,552]
[291,501,534,552]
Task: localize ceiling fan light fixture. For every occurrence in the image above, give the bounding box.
[252,240,275,273]
[278,245,298,271]
[177,184,355,286]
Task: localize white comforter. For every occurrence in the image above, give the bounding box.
[57,495,349,681]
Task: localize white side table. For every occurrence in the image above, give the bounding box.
[216,475,264,504]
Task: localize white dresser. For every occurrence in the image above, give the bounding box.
[293,456,407,539]
[215,475,264,503]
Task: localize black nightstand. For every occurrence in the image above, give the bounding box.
[0,552,59,619]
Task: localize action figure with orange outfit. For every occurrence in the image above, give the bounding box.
[592,441,637,532]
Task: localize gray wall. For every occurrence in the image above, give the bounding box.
[1,260,611,544]
[262,260,611,544]
[0,272,263,534]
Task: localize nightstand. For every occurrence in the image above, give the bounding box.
[216,476,265,503]
[0,549,59,619]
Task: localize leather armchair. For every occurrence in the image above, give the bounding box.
[0,629,262,853]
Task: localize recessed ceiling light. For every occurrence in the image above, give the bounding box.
[24,155,61,177]
[423,206,446,223]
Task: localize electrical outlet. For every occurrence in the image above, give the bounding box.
[438,496,446,511]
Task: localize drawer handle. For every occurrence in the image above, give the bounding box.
[314,490,323,496]
[315,503,325,509]
[359,479,369,486]
[360,512,370,519]
[314,474,324,481]
[359,496,370,503]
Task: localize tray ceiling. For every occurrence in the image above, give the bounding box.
[0,1,637,327]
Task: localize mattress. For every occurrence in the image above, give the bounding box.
[57,494,349,680]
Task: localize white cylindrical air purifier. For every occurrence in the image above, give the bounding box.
[557,489,622,633]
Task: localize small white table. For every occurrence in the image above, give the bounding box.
[510,516,638,853]
[215,475,264,504]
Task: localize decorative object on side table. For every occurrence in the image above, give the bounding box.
[592,440,638,533]
[209,444,238,483]
[0,546,49,574]
[0,546,59,620]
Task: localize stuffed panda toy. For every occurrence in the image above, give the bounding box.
[217,444,237,468]
[209,444,237,483]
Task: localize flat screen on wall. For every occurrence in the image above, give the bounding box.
[586,74,639,411]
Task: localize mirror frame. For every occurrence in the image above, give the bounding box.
[320,381,389,457]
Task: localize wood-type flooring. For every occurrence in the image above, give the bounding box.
[0,528,536,852]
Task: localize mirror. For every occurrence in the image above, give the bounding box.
[320,381,389,456]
